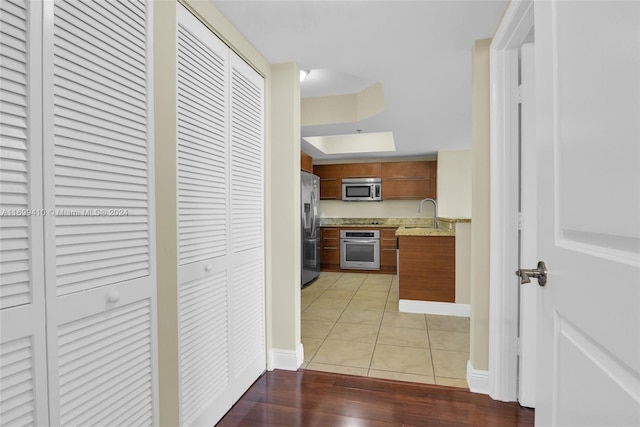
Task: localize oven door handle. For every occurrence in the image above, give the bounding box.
[342,239,379,244]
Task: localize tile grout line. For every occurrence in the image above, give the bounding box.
[365,273,393,377]
[307,273,366,369]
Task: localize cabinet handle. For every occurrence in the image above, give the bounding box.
[384,176,425,180]
[323,246,338,250]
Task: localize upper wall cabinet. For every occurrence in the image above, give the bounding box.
[314,161,437,200]
[313,164,342,200]
[300,152,313,173]
[382,161,437,200]
[341,162,381,179]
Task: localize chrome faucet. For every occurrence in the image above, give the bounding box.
[418,198,438,229]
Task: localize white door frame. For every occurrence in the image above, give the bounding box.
[488,0,534,401]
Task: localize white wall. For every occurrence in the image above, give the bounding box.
[437,150,472,218]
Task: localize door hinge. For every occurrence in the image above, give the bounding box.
[515,84,523,104]
[517,212,523,230]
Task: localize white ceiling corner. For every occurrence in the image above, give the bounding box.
[212,0,508,160]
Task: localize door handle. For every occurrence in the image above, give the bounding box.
[516,261,548,286]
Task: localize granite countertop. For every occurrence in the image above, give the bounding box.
[318,217,468,237]
[394,225,455,237]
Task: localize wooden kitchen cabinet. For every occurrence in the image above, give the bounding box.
[301,151,313,173]
[381,161,437,200]
[398,235,455,302]
[313,164,342,200]
[380,227,398,273]
[341,162,381,179]
[320,227,341,270]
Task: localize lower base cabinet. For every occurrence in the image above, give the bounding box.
[320,227,398,274]
[398,236,455,302]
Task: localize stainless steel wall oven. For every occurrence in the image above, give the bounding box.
[340,230,380,270]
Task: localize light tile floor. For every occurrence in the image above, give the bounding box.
[301,272,470,388]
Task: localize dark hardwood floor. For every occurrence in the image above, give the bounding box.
[217,369,534,426]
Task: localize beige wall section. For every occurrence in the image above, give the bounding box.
[268,63,302,354]
[470,38,492,372]
[154,2,179,425]
[301,82,385,126]
[301,93,358,126]
[154,2,272,425]
[437,150,472,218]
[356,83,385,121]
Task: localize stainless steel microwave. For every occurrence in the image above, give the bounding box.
[342,178,382,201]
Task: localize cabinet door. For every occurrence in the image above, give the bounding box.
[341,162,381,179]
[300,152,312,173]
[382,161,437,200]
[381,161,432,179]
[0,1,49,424]
[380,228,398,268]
[313,164,342,200]
[43,1,157,424]
[398,236,455,302]
[320,228,340,266]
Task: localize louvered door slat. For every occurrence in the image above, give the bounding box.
[52,0,151,297]
[1,1,48,416]
[230,259,264,374]
[179,273,229,427]
[57,300,154,426]
[0,337,36,425]
[177,15,227,266]
[230,62,264,254]
[0,0,30,311]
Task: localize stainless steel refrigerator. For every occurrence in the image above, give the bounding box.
[301,171,320,287]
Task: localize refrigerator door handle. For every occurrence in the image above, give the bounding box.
[311,190,317,236]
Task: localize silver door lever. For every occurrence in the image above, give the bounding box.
[516,261,548,286]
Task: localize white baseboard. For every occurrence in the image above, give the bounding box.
[267,343,304,371]
[466,360,489,395]
[399,300,470,317]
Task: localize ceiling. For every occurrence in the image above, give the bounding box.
[212,0,507,161]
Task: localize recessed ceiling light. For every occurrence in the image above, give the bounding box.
[303,132,396,155]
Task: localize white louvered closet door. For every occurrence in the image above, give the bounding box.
[0,1,48,425]
[228,52,265,403]
[176,5,265,427]
[41,1,158,425]
[176,6,232,427]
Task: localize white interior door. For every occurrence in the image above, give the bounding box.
[42,1,158,424]
[0,1,48,424]
[518,42,536,409]
[176,5,265,426]
[535,2,640,426]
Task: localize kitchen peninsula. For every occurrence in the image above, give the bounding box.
[319,217,470,317]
